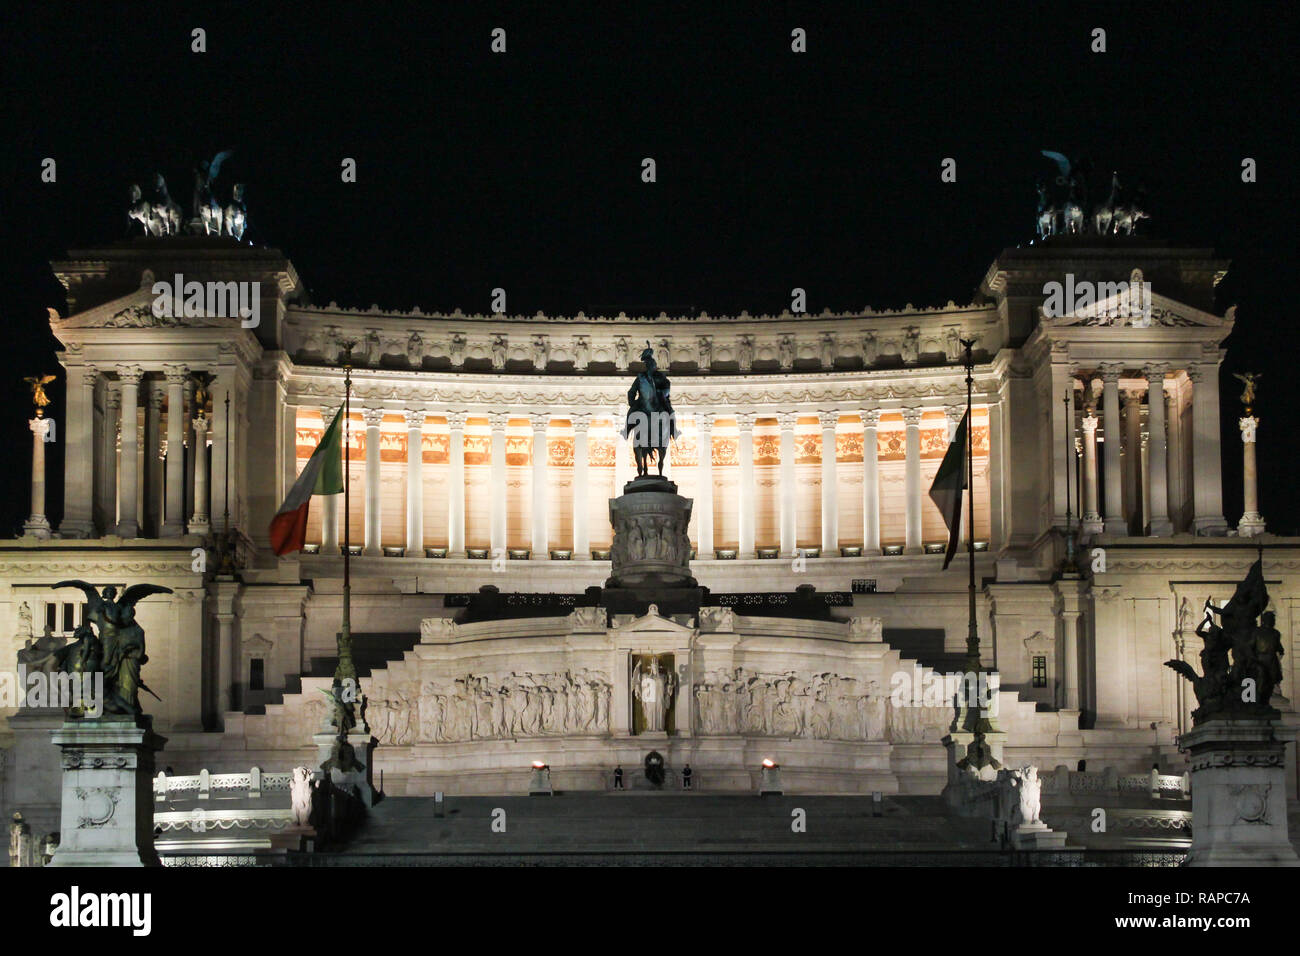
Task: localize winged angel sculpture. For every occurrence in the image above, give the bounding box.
[51,581,173,717]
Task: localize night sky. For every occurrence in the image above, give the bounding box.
[2,2,1296,536]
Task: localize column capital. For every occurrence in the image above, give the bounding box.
[902,406,923,426]
[1081,414,1099,433]
[147,387,165,410]
[162,363,189,386]
[29,417,53,440]
[1186,364,1215,384]
[1122,388,1144,407]
[1143,362,1171,382]
[115,364,144,385]
[362,406,385,428]
[734,411,756,431]
[777,411,798,431]
[1239,416,1259,443]
[319,403,341,422]
[444,409,469,429]
[943,404,964,425]
[1098,363,1124,383]
[529,411,551,432]
[818,409,841,430]
[861,407,880,428]
[488,410,511,431]
[80,366,102,388]
[570,412,592,433]
[693,410,714,432]
[403,408,427,430]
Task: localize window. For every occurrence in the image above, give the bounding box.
[249,658,265,692]
[1032,655,1047,688]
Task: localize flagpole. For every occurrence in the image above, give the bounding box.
[335,341,357,741]
[962,339,978,674]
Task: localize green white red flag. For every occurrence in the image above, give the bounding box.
[269,407,344,556]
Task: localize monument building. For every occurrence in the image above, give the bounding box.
[2,226,1296,850]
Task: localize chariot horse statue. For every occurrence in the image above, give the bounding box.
[623,342,678,478]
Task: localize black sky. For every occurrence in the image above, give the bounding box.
[2,1,1296,536]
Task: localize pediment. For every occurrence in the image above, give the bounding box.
[1045,287,1230,330]
[52,283,242,331]
[612,603,696,639]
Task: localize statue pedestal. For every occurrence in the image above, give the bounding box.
[313,731,376,808]
[1011,820,1067,850]
[940,728,1006,811]
[48,717,165,867]
[1179,718,1299,866]
[606,477,697,590]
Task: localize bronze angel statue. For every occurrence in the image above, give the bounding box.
[1233,372,1261,410]
[51,581,173,717]
[23,375,56,414]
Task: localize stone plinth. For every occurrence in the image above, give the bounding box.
[941,728,1006,811]
[1011,820,1067,849]
[607,476,697,589]
[49,717,165,867]
[1180,718,1299,866]
[313,731,376,808]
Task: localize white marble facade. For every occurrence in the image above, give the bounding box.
[3,238,1298,804]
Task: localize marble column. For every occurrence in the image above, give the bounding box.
[115,365,142,538]
[1144,366,1173,535]
[59,365,97,537]
[819,410,839,554]
[144,384,164,537]
[209,373,233,536]
[988,399,1005,549]
[736,412,756,558]
[1237,414,1265,536]
[162,367,187,536]
[903,407,923,553]
[862,408,880,553]
[945,405,965,543]
[1081,411,1102,534]
[1140,430,1150,534]
[489,411,509,556]
[1122,388,1143,535]
[530,412,550,558]
[96,381,119,534]
[1165,387,1185,531]
[1100,365,1125,534]
[777,412,798,557]
[24,416,53,538]
[571,413,591,559]
[320,405,340,553]
[189,412,211,535]
[363,407,384,555]
[1189,364,1228,534]
[405,409,425,556]
[696,412,714,556]
[447,411,467,557]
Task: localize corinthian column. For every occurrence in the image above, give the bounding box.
[1189,364,1228,534]
[903,407,922,553]
[489,411,509,555]
[530,412,550,558]
[405,409,425,556]
[447,411,467,557]
[777,411,797,557]
[59,365,97,538]
[819,409,839,554]
[24,415,53,538]
[1100,365,1125,535]
[1238,414,1265,536]
[190,411,211,535]
[696,412,714,556]
[736,412,756,558]
[862,408,880,553]
[1144,365,1173,536]
[1122,388,1142,535]
[362,407,384,555]
[571,413,591,559]
[162,366,187,536]
[1081,411,1102,534]
[115,365,143,538]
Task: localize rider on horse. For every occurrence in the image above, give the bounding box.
[624,343,678,477]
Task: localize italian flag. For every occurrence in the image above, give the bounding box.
[928,409,968,571]
[269,407,344,556]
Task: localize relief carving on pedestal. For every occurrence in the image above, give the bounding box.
[694,669,902,741]
[367,670,612,744]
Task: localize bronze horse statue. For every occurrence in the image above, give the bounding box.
[624,343,677,478]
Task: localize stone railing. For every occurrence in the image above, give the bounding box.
[1040,766,1189,799]
[154,767,293,803]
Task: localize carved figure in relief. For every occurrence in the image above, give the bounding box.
[290,767,314,826]
[491,335,507,369]
[778,334,795,369]
[737,335,754,370]
[633,655,676,733]
[449,334,466,366]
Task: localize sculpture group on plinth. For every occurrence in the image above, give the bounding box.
[1164,558,1283,721]
[126,152,248,240]
[1034,152,1148,240]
